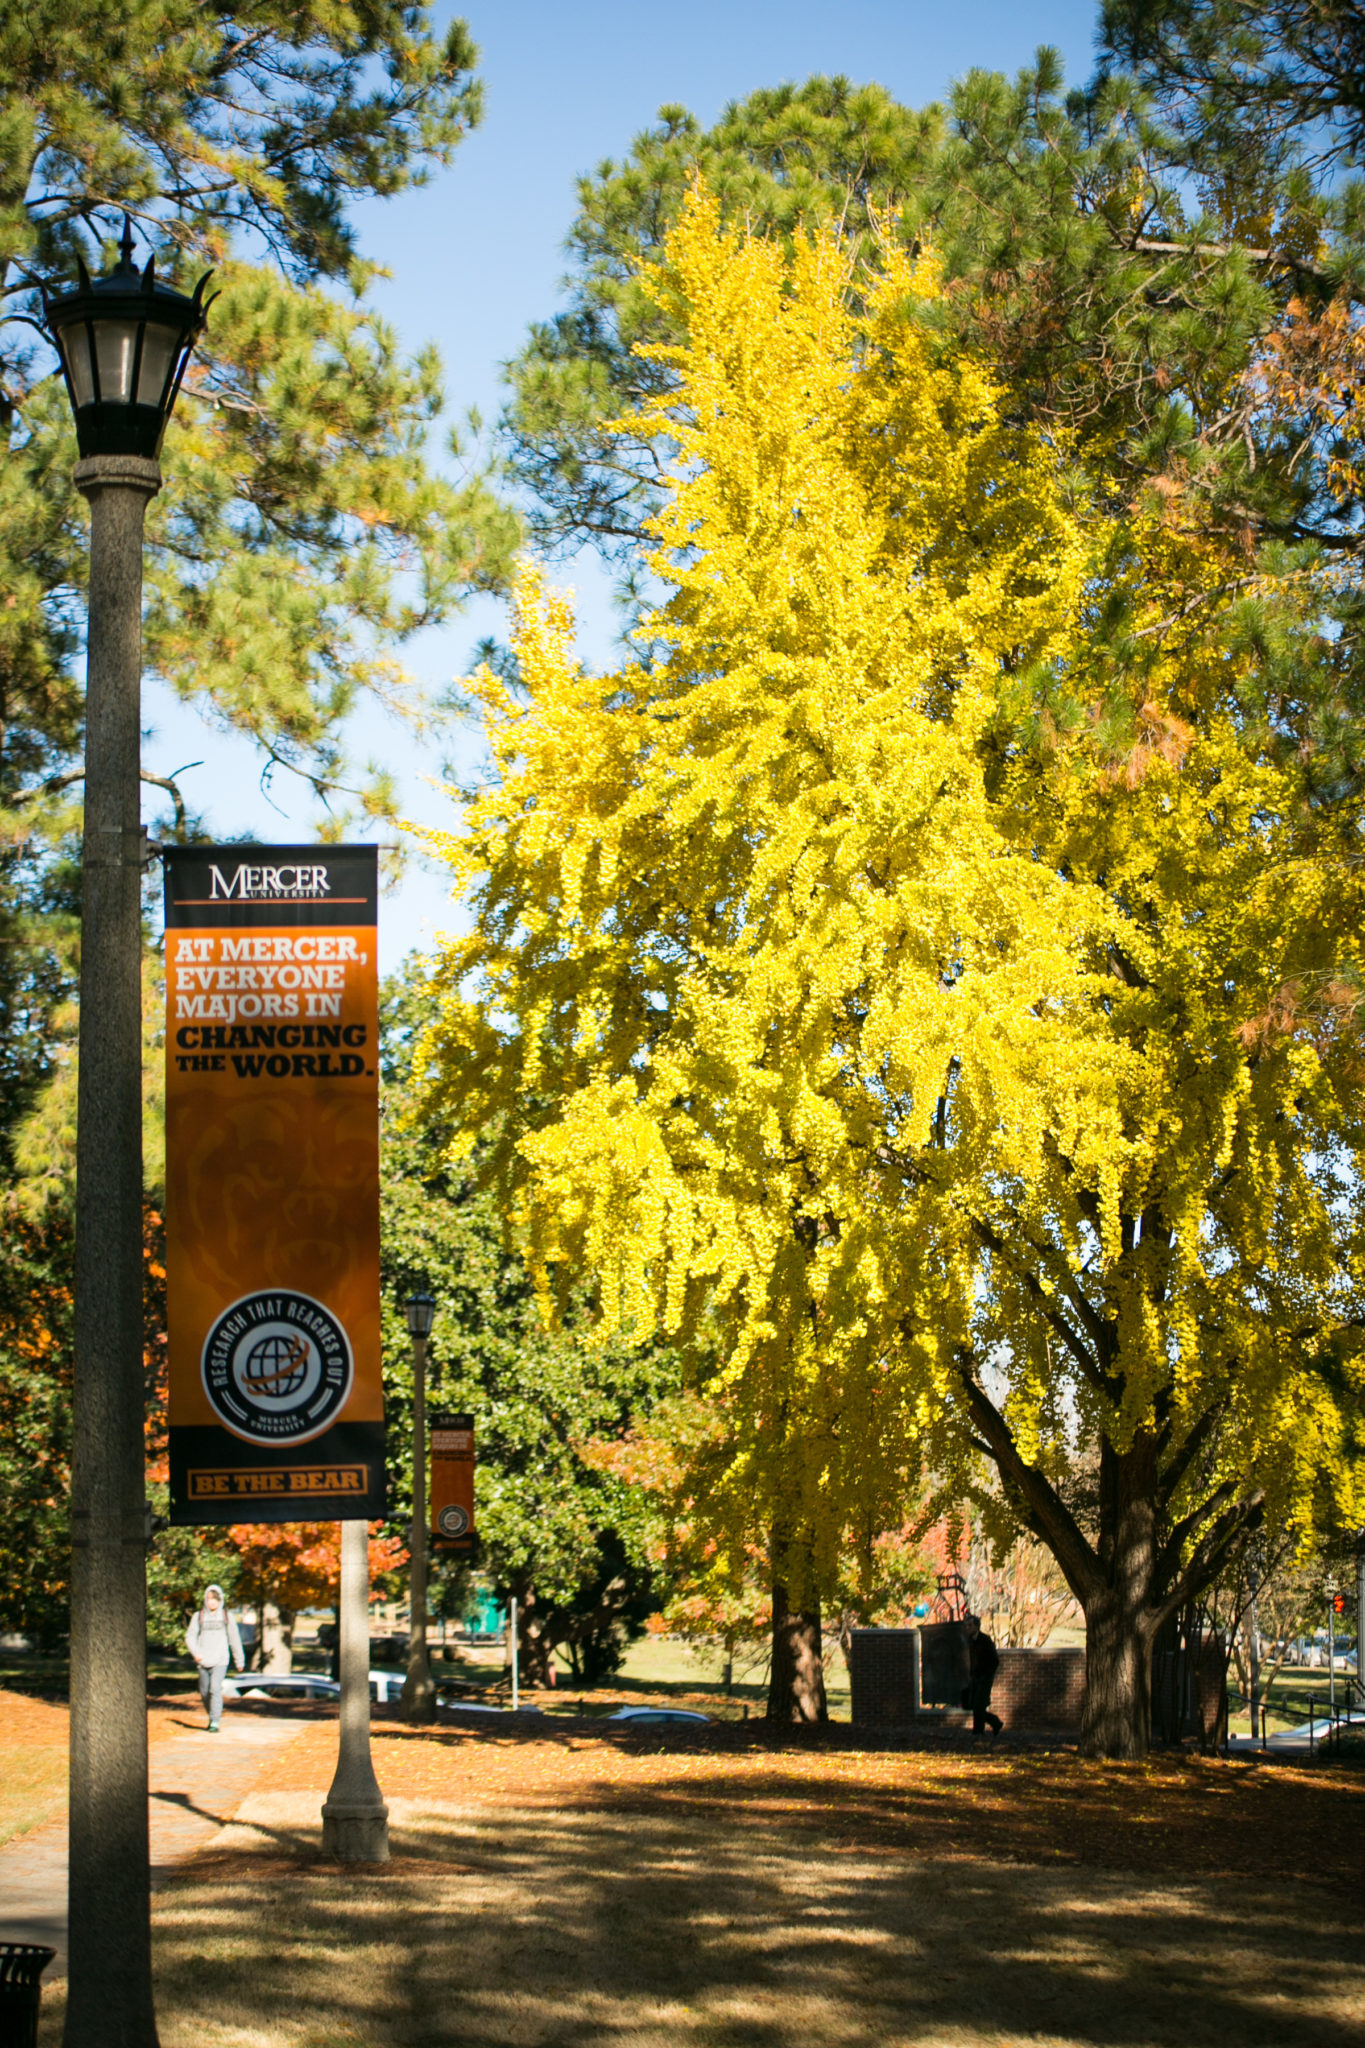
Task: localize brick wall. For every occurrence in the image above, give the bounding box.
[992,1647,1085,1729]
[849,1628,1086,1731]
[849,1628,920,1727]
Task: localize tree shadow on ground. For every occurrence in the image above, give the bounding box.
[351,1717,1365,1891]
[39,1791,1364,2048]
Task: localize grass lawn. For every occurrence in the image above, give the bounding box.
[1226,1661,1363,1737]
[411,1631,851,1722]
[609,1633,853,1718]
[32,1717,1365,2047]
[0,1689,75,1847]
[0,1686,188,1847]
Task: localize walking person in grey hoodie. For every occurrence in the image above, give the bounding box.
[186,1584,244,1731]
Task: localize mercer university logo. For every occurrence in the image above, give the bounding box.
[208,862,331,900]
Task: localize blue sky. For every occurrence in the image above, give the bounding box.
[143,0,1102,970]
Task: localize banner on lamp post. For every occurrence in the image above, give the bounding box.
[163,844,384,1523]
[430,1412,475,1552]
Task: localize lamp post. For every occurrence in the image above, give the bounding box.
[1327,1574,1338,1718]
[401,1292,437,1724]
[1246,1541,1261,1741]
[321,1519,390,1863]
[41,219,210,2048]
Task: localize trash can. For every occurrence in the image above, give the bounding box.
[0,1944,56,2048]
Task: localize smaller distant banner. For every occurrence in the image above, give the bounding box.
[163,844,384,1524]
[430,1413,475,1552]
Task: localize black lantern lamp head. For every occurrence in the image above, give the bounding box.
[405,1291,436,1341]
[42,218,214,461]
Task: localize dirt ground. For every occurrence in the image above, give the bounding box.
[27,1712,1365,2048]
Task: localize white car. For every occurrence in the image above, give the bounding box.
[438,1698,543,1716]
[221,1674,338,1702]
[222,1671,406,1704]
[606,1705,712,1726]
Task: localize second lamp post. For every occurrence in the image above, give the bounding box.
[401,1291,437,1723]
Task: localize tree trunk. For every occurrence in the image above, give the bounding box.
[262,1601,294,1674]
[963,1346,1259,1758]
[514,1585,552,1686]
[1081,1587,1155,1757]
[768,1567,827,1724]
[1229,1621,1251,1708]
[1079,1433,1160,1757]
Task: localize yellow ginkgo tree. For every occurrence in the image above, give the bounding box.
[415,186,1365,1755]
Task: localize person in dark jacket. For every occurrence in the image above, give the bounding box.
[966,1614,1003,1737]
[186,1583,244,1731]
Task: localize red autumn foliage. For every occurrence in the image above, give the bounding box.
[226,1522,406,1613]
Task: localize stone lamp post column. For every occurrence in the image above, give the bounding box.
[321,1519,390,1862]
[41,220,212,2048]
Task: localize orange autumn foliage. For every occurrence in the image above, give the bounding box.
[227,1522,406,1613]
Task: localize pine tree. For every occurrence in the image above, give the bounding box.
[1098,0,1365,181]
[500,32,1364,753]
[0,0,520,1168]
[0,2,520,1642]
[502,78,941,564]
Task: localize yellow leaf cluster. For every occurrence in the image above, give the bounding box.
[415,186,1365,1581]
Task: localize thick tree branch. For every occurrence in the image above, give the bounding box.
[955,1354,1100,1604]
[1129,234,1334,285]
[1154,1477,1235,1592]
[139,771,190,836]
[14,766,194,836]
[1156,1396,1226,1494]
[967,1210,1114,1398]
[1155,1490,1264,1631]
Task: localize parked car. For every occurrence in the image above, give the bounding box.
[438,1698,543,1716]
[222,1671,407,1704]
[606,1705,712,1726]
[222,1674,338,1702]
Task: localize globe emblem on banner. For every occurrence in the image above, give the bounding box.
[437,1504,470,1538]
[243,1333,311,1399]
[202,1290,352,1444]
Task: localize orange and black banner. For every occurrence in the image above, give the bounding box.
[430,1412,475,1552]
[164,844,384,1523]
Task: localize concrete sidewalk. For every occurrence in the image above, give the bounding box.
[1225,1704,1365,1756]
[0,1707,313,1975]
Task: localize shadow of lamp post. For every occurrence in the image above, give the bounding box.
[40,219,212,2048]
[401,1291,437,1724]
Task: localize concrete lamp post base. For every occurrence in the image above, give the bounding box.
[320,1802,392,1864]
[322,1518,389,1863]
